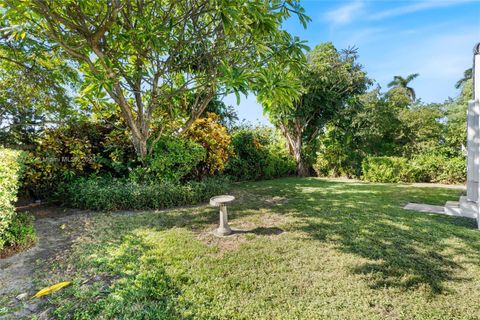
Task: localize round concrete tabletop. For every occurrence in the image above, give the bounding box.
[210,195,235,206]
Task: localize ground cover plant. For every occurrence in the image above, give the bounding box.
[28,178,480,319]
[57,176,229,211]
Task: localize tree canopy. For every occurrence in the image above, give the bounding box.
[3,0,310,156]
[0,18,78,146]
[265,42,370,176]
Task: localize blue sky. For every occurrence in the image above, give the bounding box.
[225,0,480,125]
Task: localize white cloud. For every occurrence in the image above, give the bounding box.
[337,27,387,47]
[324,1,364,26]
[370,0,475,20]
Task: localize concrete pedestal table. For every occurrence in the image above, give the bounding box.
[210,195,235,236]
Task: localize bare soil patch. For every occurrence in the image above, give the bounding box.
[0,206,92,319]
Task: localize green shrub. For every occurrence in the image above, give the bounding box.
[313,152,364,178]
[225,127,295,181]
[142,136,206,182]
[362,156,411,183]
[439,157,465,184]
[408,154,442,183]
[410,154,465,184]
[0,148,30,250]
[23,120,137,197]
[56,176,229,211]
[362,155,466,184]
[313,154,330,177]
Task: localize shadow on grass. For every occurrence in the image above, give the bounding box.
[81,178,479,297]
[233,178,480,295]
[232,227,284,235]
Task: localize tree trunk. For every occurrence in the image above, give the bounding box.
[296,159,310,177]
[292,145,310,177]
[278,121,310,177]
[131,133,148,158]
[290,134,310,177]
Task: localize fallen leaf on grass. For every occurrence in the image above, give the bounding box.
[33,281,71,298]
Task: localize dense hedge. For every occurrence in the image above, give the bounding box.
[23,117,233,198]
[225,127,295,181]
[0,148,35,251]
[361,155,466,184]
[410,154,465,184]
[361,157,410,183]
[56,176,229,211]
[142,136,206,182]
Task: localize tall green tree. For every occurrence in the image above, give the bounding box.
[3,0,310,157]
[396,103,444,157]
[265,43,370,176]
[444,73,473,156]
[387,73,419,102]
[316,87,401,177]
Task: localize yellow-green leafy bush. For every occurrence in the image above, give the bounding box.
[0,148,26,250]
[184,113,233,176]
[362,156,411,183]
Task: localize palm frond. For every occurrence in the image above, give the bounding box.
[405,73,419,82]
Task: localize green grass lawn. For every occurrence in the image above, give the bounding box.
[39,178,480,319]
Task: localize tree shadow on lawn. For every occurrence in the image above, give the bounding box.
[83,178,480,298]
[234,178,480,295]
[231,226,284,235]
[57,207,288,317]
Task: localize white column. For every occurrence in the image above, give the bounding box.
[475,44,480,101]
[467,100,479,201]
[474,43,480,229]
[476,104,480,229]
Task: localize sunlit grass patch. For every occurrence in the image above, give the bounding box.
[35,178,480,319]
